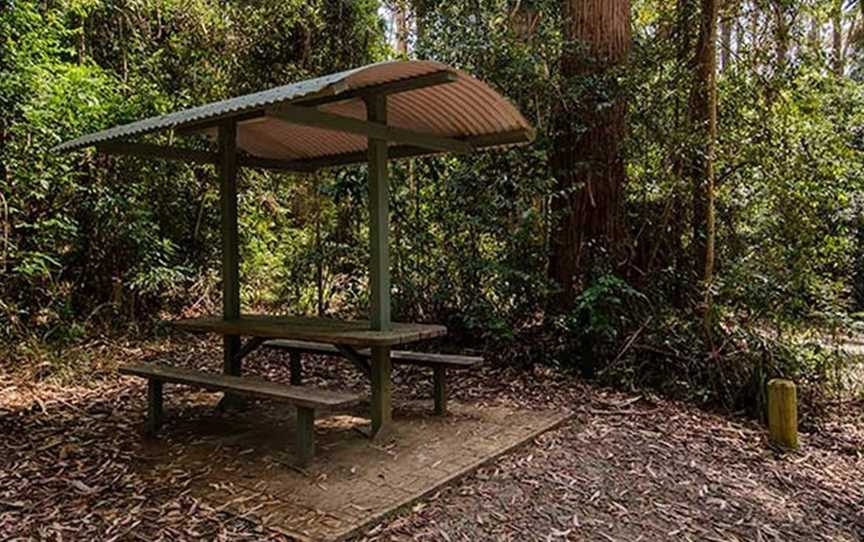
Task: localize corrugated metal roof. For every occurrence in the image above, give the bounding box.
[53,60,533,164]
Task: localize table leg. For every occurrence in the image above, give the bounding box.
[219,335,244,410]
[370,345,392,439]
[223,335,242,376]
[433,367,447,416]
[295,406,315,466]
[290,350,303,386]
[146,380,163,436]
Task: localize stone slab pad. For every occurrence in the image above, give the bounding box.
[136,397,571,541]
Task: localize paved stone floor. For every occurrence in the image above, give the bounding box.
[135,395,570,541]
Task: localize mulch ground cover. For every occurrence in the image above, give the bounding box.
[1,335,863,541]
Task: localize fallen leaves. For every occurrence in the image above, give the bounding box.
[0,336,292,541]
[356,366,864,542]
[3,335,864,541]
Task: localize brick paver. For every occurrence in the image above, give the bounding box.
[140,400,570,541]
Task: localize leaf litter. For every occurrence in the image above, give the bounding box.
[2,335,863,541]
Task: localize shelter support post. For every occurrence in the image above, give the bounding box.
[366,94,393,439]
[370,346,392,435]
[366,95,391,331]
[218,121,242,383]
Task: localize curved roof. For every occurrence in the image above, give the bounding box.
[54,60,534,169]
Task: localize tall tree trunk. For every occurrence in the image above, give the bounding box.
[750,0,760,50]
[772,1,789,69]
[393,1,409,56]
[809,13,822,53]
[689,0,719,343]
[668,0,698,307]
[832,0,845,75]
[413,0,427,47]
[636,0,692,290]
[548,0,631,310]
[720,16,732,71]
[736,15,745,54]
[720,0,737,71]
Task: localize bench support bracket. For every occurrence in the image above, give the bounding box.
[336,345,372,379]
[234,336,268,365]
[219,336,269,410]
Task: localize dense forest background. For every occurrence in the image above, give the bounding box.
[3,0,864,416]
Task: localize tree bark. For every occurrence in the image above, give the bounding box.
[750,0,760,50]
[720,17,732,71]
[413,0,427,46]
[772,1,789,69]
[832,0,844,75]
[548,0,631,310]
[720,0,737,71]
[809,12,821,52]
[393,0,409,56]
[510,2,541,43]
[689,0,719,342]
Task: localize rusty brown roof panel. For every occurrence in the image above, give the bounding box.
[54,60,534,161]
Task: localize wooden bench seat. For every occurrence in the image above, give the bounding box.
[264,339,482,415]
[119,362,361,465]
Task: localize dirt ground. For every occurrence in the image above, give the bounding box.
[1,335,863,541]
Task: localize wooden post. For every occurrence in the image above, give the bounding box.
[370,346,392,434]
[365,94,391,331]
[767,379,798,449]
[218,121,241,376]
[366,94,393,439]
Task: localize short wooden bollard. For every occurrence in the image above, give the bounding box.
[767,379,798,449]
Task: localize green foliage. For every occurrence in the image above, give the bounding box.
[3,0,864,416]
[553,274,646,357]
[715,70,864,319]
[0,0,385,341]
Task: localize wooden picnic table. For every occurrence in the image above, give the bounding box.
[55,61,533,449]
[172,314,448,436]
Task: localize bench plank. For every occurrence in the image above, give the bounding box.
[384,349,481,368]
[264,339,482,369]
[264,339,481,418]
[120,363,360,410]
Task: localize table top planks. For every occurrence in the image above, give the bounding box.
[171,314,448,347]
